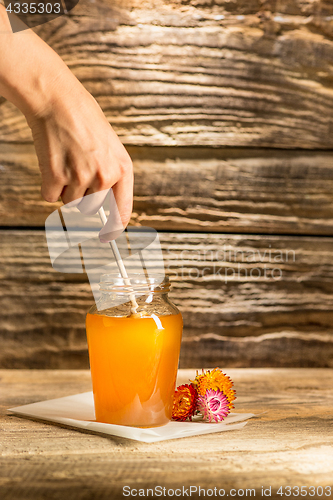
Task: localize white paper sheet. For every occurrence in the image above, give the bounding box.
[9,392,255,443]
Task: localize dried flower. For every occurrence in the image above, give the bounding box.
[197,389,230,423]
[172,384,197,421]
[192,368,236,409]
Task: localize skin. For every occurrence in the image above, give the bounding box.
[0,5,133,240]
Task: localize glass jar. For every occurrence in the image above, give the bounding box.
[86,274,183,427]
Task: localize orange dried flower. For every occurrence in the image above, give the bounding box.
[172,384,197,421]
[192,368,236,410]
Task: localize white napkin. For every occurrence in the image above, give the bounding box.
[9,392,254,443]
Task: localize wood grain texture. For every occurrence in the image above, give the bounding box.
[0,144,60,225]
[130,147,333,235]
[1,369,333,500]
[1,0,333,147]
[1,144,333,235]
[1,230,333,368]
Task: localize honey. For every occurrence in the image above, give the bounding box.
[86,311,183,427]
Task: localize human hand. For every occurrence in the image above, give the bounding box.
[26,79,133,242]
[0,8,133,242]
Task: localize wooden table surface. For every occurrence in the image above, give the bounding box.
[1,369,333,500]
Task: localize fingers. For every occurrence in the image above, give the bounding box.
[40,164,86,206]
[112,170,134,228]
[61,184,87,207]
[77,189,109,216]
[41,170,66,203]
[60,154,92,206]
[99,172,133,243]
[81,162,120,215]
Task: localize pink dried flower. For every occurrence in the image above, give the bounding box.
[197,389,230,423]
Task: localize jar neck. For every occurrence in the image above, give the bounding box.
[91,273,178,316]
[93,273,176,316]
[99,273,170,296]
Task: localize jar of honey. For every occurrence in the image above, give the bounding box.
[86,274,183,427]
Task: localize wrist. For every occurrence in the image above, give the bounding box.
[0,10,82,122]
[22,64,81,123]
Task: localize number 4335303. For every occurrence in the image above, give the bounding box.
[277,485,331,496]
[6,2,61,14]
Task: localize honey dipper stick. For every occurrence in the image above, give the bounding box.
[98,207,139,314]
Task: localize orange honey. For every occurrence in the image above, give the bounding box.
[86,312,183,427]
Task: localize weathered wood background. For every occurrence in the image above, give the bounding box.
[1,0,333,367]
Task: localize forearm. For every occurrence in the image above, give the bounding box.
[0,5,79,119]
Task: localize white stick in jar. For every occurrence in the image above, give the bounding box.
[98,207,139,315]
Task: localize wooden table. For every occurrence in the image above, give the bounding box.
[1,369,333,500]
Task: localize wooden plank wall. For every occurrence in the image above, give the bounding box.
[1,0,333,368]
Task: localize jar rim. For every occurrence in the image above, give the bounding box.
[99,273,170,293]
